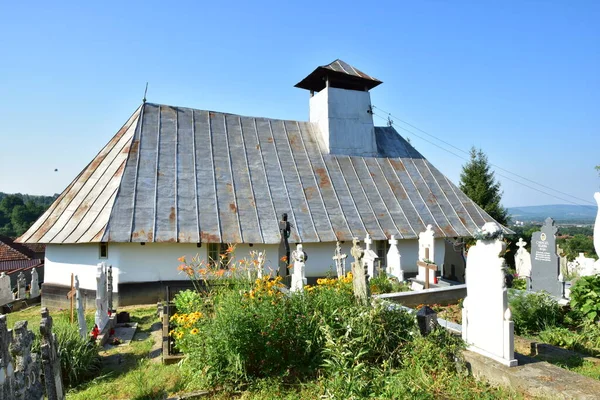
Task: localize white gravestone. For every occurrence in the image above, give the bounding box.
[514,238,532,281]
[0,272,13,306]
[462,222,517,367]
[418,225,436,282]
[17,272,26,300]
[575,253,598,277]
[332,241,348,279]
[30,268,40,298]
[594,192,600,273]
[257,252,265,279]
[75,276,87,339]
[386,235,403,281]
[290,244,307,292]
[363,234,378,278]
[94,263,109,332]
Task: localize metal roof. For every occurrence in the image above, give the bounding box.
[294,59,382,92]
[18,102,505,245]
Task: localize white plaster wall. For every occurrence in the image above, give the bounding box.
[45,238,447,290]
[309,87,376,157]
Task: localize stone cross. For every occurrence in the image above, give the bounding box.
[278,213,291,277]
[12,320,43,400]
[17,272,26,300]
[350,238,370,306]
[107,265,114,312]
[332,241,348,279]
[363,234,378,279]
[0,315,15,398]
[418,225,436,283]
[290,244,308,292]
[386,235,403,281]
[95,263,109,332]
[30,268,40,298]
[75,275,87,339]
[66,273,76,324]
[40,307,65,400]
[462,222,517,367]
[0,272,13,306]
[514,238,532,281]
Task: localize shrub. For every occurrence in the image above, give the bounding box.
[173,289,203,315]
[508,290,563,335]
[570,275,600,322]
[369,272,410,294]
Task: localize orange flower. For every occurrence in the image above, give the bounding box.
[226,245,234,254]
[280,256,288,263]
[178,264,186,271]
[215,269,225,277]
[178,256,186,263]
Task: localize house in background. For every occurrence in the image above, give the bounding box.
[0,235,44,289]
[18,60,503,308]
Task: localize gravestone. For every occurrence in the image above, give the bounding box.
[574,253,598,277]
[257,252,265,279]
[75,276,87,339]
[363,234,378,278]
[0,272,13,306]
[530,218,562,298]
[462,222,517,367]
[12,320,43,400]
[418,225,436,283]
[278,213,291,277]
[332,241,347,279]
[107,265,114,312]
[40,307,65,400]
[17,272,26,300]
[0,315,15,398]
[443,238,466,283]
[30,268,40,298]
[514,238,532,286]
[95,263,110,332]
[290,244,308,293]
[350,238,370,306]
[557,244,568,277]
[386,235,403,281]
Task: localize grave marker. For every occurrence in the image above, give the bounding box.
[66,274,76,324]
[75,275,87,339]
[107,265,114,312]
[0,272,13,306]
[278,213,291,277]
[332,241,347,279]
[40,307,65,400]
[30,268,40,298]
[350,238,370,306]
[95,263,110,332]
[17,272,26,300]
[363,234,378,278]
[514,238,532,288]
[290,244,308,292]
[530,218,562,298]
[386,235,403,281]
[0,315,15,398]
[462,222,517,367]
[12,320,43,400]
[418,225,436,283]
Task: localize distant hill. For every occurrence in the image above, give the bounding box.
[508,204,597,224]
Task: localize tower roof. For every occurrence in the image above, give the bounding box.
[294,59,382,92]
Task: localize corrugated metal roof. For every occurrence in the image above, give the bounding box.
[294,59,382,92]
[18,102,506,245]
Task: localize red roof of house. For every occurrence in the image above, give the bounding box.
[0,235,37,261]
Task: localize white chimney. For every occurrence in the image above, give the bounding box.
[295,59,382,157]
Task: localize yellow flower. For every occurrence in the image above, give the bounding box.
[190,328,199,335]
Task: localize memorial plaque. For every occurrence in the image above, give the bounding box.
[530,218,562,298]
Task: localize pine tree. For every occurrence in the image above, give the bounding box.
[459,147,509,226]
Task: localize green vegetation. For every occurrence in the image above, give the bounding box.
[570,276,600,322]
[508,290,563,336]
[459,147,508,226]
[0,192,57,237]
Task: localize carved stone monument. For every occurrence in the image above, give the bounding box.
[462,222,517,367]
[17,272,26,300]
[514,238,532,286]
[95,263,110,332]
[386,235,403,281]
[290,244,308,292]
[0,272,13,306]
[107,265,114,312]
[12,320,43,400]
[363,234,378,278]
[30,268,40,298]
[418,225,436,282]
[350,238,370,306]
[574,253,599,277]
[332,241,347,279]
[278,213,291,277]
[75,276,87,339]
[40,308,65,400]
[530,218,562,298]
[0,315,15,398]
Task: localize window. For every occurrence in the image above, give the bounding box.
[99,242,108,259]
[375,240,389,271]
[207,243,230,268]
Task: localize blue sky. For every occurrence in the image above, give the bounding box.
[0,1,598,207]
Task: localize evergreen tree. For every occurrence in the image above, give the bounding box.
[459,147,509,225]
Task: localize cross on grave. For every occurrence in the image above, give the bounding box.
[66,273,76,324]
[417,260,437,289]
[364,233,373,251]
[516,238,527,251]
[332,241,347,279]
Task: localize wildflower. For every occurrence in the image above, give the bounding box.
[178,256,186,263]
[280,255,288,263]
[190,328,199,335]
[226,245,235,254]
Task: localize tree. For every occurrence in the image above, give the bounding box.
[459,147,509,226]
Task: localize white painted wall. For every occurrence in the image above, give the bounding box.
[45,238,447,290]
[309,87,377,157]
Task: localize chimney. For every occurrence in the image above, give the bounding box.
[295,59,382,157]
